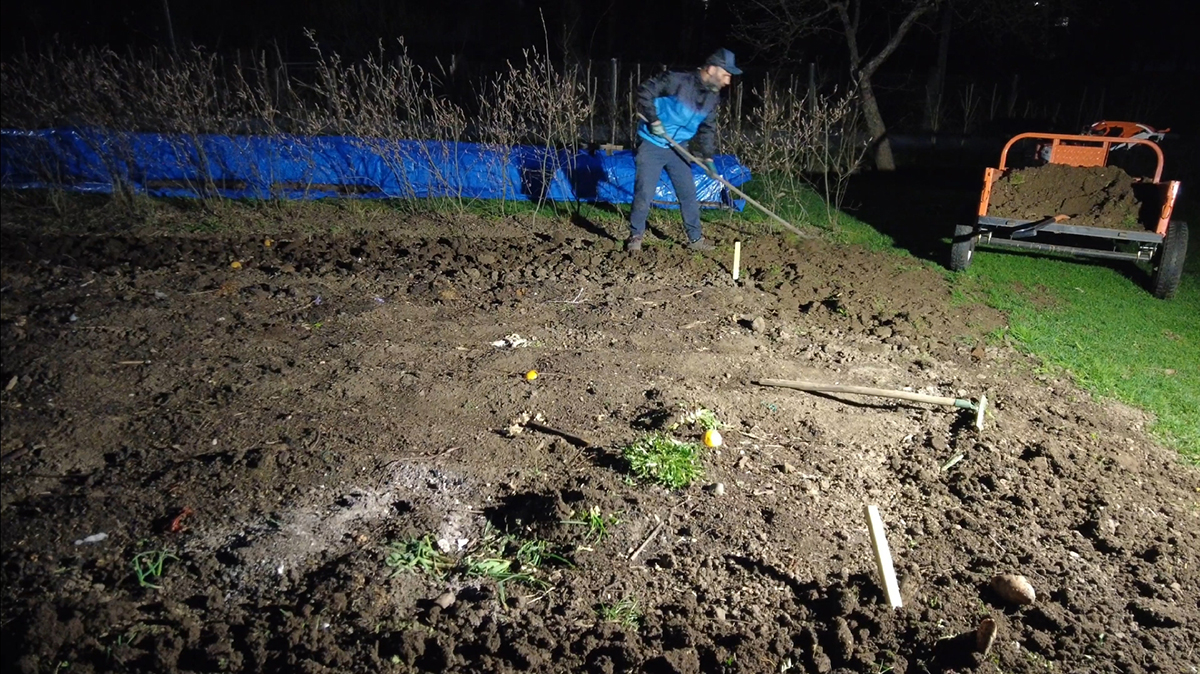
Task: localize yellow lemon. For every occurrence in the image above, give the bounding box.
[525,370,538,381]
[230,260,243,269]
[264,238,274,247]
[703,429,723,448]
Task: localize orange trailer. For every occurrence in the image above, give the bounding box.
[949,132,1188,299]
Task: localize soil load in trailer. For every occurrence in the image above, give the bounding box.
[987,164,1141,230]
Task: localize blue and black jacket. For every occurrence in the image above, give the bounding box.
[636,70,720,159]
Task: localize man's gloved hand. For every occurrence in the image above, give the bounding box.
[649,120,667,137]
[702,158,719,180]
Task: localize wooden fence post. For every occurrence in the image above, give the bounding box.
[610,58,619,146]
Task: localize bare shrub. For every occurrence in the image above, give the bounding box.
[2,46,269,211]
[296,33,470,209]
[722,82,868,230]
[2,40,602,219]
[477,49,594,214]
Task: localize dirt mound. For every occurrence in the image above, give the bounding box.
[988,163,1143,229]
[2,215,1197,674]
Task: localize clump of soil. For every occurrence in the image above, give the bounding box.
[988,163,1143,229]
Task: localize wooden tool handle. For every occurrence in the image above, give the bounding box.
[754,379,959,408]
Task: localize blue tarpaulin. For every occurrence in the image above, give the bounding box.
[0,128,749,209]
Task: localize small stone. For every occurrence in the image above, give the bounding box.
[781,463,796,474]
[713,483,726,496]
[751,316,767,333]
[434,592,456,609]
[990,574,1036,605]
[714,607,726,621]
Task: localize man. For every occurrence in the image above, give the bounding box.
[627,48,740,252]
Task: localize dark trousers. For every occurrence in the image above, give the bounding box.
[629,141,702,242]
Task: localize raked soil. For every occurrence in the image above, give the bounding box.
[2,209,1197,674]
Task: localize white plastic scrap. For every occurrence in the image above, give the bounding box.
[503,411,544,437]
[74,533,108,545]
[491,333,533,348]
[437,538,470,552]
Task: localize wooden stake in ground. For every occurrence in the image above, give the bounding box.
[732,241,741,281]
[865,505,903,608]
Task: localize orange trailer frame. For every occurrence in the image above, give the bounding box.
[951,132,1189,299]
[977,132,1177,236]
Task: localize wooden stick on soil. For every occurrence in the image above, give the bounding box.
[629,520,666,562]
[523,420,592,448]
[865,505,903,608]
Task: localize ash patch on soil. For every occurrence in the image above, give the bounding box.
[1,213,1197,674]
[988,164,1143,229]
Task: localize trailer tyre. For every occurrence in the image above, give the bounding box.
[1152,220,1188,300]
[949,224,977,271]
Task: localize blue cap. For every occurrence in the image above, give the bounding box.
[705,48,742,76]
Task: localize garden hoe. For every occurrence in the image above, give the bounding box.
[753,379,987,431]
[636,114,815,240]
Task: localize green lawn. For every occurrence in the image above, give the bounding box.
[955,249,1198,459]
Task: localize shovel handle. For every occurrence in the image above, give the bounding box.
[1011,214,1068,239]
[635,114,814,240]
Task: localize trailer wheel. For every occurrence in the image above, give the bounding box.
[949,224,977,271]
[1152,220,1188,300]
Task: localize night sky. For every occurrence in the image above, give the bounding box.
[3,1,739,65]
[3,0,1197,132]
[3,0,1194,69]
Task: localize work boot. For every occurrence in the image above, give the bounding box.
[626,237,643,252]
[687,237,715,251]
